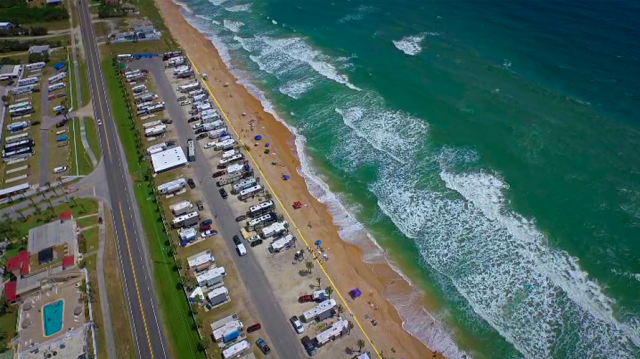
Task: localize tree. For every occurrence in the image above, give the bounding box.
[15,207,26,221]
[46,181,58,197]
[325,286,333,299]
[305,260,314,275]
[357,339,365,353]
[337,304,344,315]
[347,321,354,335]
[316,276,322,289]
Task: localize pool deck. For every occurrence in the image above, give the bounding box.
[18,277,86,352]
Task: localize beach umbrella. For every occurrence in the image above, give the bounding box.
[265,143,270,147]
[255,135,262,140]
[283,175,290,180]
[315,240,322,245]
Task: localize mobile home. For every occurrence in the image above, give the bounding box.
[7,121,29,132]
[213,319,242,343]
[214,139,236,151]
[132,84,147,93]
[172,211,200,228]
[207,286,230,307]
[313,319,349,347]
[179,227,197,247]
[17,77,38,86]
[187,251,215,272]
[10,84,36,95]
[177,82,200,93]
[144,124,167,137]
[48,82,66,92]
[196,266,226,288]
[157,178,187,194]
[25,62,46,71]
[222,340,250,359]
[5,133,30,144]
[47,72,66,84]
[260,221,288,239]
[302,299,337,322]
[269,234,295,253]
[170,200,193,216]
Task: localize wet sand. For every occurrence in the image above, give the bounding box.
[153,0,443,357]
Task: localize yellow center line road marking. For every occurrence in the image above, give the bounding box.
[119,202,156,359]
[188,56,383,358]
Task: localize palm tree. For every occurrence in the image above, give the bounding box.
[46,181,59,197]
[325,286,333,299]
[315,277,322,289]
[305,260,314,275]
[347,321,354,335]
[16,207,26,221]
[357,339,365,353]
[337,304,344,315]
[57,177,70,202]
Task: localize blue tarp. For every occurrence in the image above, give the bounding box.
[53,62,65,70]
[349,288,362,299]
[56,136,68,142]
[255,135,262,140]
[131,53,159,59]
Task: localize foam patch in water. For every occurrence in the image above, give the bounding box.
[278,78,316,99]
[223,19,244,33]
[393,32,440,56]
[225,3,251,12]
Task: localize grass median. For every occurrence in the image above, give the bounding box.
[84,117,102,160]
[101,57,203,359]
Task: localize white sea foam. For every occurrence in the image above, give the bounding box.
[195,14,212,21]
[337,5,376,23]
[174,0,193,14]
[278,78,315,99]
[272,19,278,25]
[393,32,440,56]
[237,35,361,90]
[223,19,244,33]
[370,160,640,358]
[335,105,428,164]
[208,0,227,5]
[225,3,251,12]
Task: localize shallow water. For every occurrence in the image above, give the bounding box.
[175,0,640,357]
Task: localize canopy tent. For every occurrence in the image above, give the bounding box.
[349,288,362,299]
[254,135,262,140]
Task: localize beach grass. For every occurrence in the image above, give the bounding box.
[102,57,203,359]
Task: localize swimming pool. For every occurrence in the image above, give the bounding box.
[43,300,64,337]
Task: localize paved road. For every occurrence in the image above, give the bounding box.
[78,2,170,359]
[135,58,307,358]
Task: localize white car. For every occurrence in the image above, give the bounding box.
[201,230,217,238]
[236,243,247,256]
[204,142,216,149]
[290,316,304,334]
[97,119,103,125]
[53,166,68,174]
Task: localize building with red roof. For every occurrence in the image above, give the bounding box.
[6,250,30,277]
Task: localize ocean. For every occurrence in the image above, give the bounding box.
[173,0,640,357]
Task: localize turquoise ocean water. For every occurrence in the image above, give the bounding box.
[173,0,640,357]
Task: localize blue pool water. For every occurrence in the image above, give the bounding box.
[43,300,64,337]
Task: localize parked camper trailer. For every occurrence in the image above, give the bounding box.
[7,121,29,132]
[188,251,215,272]
[25,62,46,71]
[270,234,295,253]
[162,50,183,61]
[8,101,31,111]
[222,340,250,359]
[53,105,66,115]
[157,178,187,194]
[175,68,194,78]
[218,153,243,169]
[5,133,30,144]
[214,139,236,151]
[172,211,200,228]
[177,82,200,92]
[48,82,66,92]
[10,85,36,95]
[313,319,349,347]
[207,286,230,307]
[142,120,163,129]
[215,169,252,187]
[246,213,277,231]
[132,84,147,94]
[144,125,167,137]
[248,200,275,217]
[48,72,66,84]
[170,200,194,216]
[207,128,227,140]
[135,92,157,103]
[2,146,34,159]
[4,139,33,152]
[232,178,258,194]
[196,266,226,287]
[17,77,38,86]
[260,221,288,239]
[238,185,263,200]
[9,105,33,117]
[302,299,337,322]
[179,227,197,247]
[146,142,167,155]
[213,319,242,343]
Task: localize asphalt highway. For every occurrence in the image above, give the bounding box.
[77,2,170,358]
[134,58,308,358]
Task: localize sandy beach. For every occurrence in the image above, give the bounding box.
[153,0,442,357]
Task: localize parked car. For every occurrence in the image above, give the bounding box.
[201,230,217,238]
[180,100,192,106]
[196,133,208,140]
[31,121,41,126]
[256,338,271,355]
[187,117,199,123]
[246,323,261,333]
[290,316,304,334]
[162,119,173,124]
[53,166,68,174]
[194,128,206,135]
[219,188,228,199]
[301,336,316,356]
[212,171,225,178]
[196,200,204,211]
[298,295,313,303]
[97,119,102,125]
[235,215,247,222]
[204,142,216,149]
[177,96,187,101]
[199,224,211,232]
[166,140,176,146]
[187,178,196,189]
[201,219,213,226]
[236,243,247,256]
[232,235,241,245]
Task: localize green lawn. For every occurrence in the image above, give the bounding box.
[28,20,71,32]
[76,215,98,228]
[67,50,78,109]
[0,309,18,352]
[83,226,98,253]
[68,118,93,175]
[84,118,101,160]
[79,59,90,107]
[83,254,109,359]
[102,58,203,359]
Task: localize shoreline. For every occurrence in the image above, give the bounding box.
[153,0,446,357]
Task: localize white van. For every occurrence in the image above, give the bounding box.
[236,243,247,256]
[53,166,68,174]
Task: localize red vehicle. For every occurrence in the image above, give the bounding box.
[199,224,211,232]
[247,323,261,333]
[298,295,313,303]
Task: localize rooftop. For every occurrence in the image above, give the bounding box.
[28,217,76,254]
[0,64,21,76]
[6,250,30,276]
[151,146,187,173]
[28,45,50,54]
